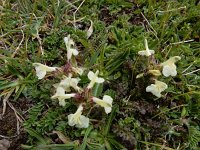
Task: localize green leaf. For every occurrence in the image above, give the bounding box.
[103,105,118,135]
[181,106,187,117]
[25,128,47,144]
[80,126,93,150]
[92,83,103,97]
[0,80,20,91]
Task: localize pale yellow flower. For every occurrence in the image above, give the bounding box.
[87,70,105,89]
[64,35,74,47]
[51,87,76,106]
[136,70,161,79]
[33,63,57,79]
[146,80,168,98]
[138,39,155,56]
[71,66,84,75]
[92,95,113,114]
[160,56,181,77]
[64,35,78,60]
[58,74,82,92]
[136,73,144,79]
[68,104,89,128]
[148,70,161,76]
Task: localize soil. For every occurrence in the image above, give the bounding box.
[0,98,32,150]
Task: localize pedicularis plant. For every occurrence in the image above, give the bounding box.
[33,36,181,129]
[137,39,181,98]
[33,35,113,128]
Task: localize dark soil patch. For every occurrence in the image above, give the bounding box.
[99,4,146,26]
[0,98,32,150]
[99,6,117,26]
[0,106,17,137]
[128,13,145,26]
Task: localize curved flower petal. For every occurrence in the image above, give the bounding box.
[161,56,181,77]
[67,48,79,61]
[162,64,177,77]
[76,115,89,128]
[95,77,105,83]
[68,114,76,126]
[87,71,95,80]
[87,70,105,89]
[71,48,79,56]
[102,95,113,105]
[33,63,57,71]
[35,68,46,79]
[157,81,168,92]
[105,107,112,114]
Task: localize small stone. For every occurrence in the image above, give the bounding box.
[0,139,10,150]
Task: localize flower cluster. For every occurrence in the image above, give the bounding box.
[33,35,113,128]
[138,39,181,98]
